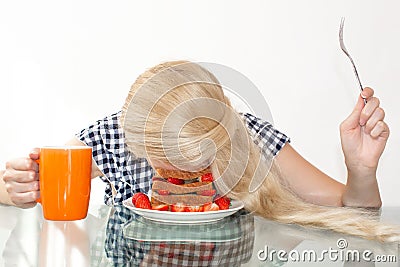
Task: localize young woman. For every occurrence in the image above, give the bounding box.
[1,61,397,241]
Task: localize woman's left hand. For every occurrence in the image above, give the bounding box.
[340,87,389,178]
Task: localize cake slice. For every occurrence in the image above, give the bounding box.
[129,166,232,212]
[155,167,212,180]
[150,167,215,209]
[152,180,213,195]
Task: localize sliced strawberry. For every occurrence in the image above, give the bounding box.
[203,203,219,211]
[186,205,203,212]
[197,189,216,196]
[157,189,170,195]
[214,195,230,210]
[132,192,146,205]
[135,194,151,209]
[171,203,187,212]
[200,173,213,182]
[167,177,185,185]
[152,204,169,211]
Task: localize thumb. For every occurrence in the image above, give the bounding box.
[341,94,365,130]
[29,148,40,160]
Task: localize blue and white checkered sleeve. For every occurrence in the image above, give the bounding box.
[241,113,290,157]
[76,112,154,205]
[75,112,127,183]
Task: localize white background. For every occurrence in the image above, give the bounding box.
[0,0,399,206]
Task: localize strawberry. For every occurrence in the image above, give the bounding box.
[135,194,151,209]
[132,192,146,205]
[157,189,170,195]
[171,203,187,212]
[167,177,185,185]
[214,195,230,210]
[186,205,203,212]
[152,204,169,211]
[203,203,219,211]
[197,189,216,196]
[200,173,213,182]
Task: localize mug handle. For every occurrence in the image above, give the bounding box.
[34,159,41,203]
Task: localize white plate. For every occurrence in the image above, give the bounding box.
[122,198,244,224]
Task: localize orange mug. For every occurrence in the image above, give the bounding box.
[36,146,92,221]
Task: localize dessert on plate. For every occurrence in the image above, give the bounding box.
[132,167,230,212]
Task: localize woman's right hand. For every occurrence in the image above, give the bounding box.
[3,148,40,208]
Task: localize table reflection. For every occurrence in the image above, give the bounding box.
[39,220,90,267]
[1,205,399,266]
[104,206,254,266]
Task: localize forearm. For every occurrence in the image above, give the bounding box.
[0,170,15,206]
[341,171,382,208]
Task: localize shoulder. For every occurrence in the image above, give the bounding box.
[76,112,123,145]
[75,111,129,171]
[77,112,121,134]
[240,112,290,156]
[240,112,273,133]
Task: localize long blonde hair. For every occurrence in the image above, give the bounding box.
[121,60,400,242]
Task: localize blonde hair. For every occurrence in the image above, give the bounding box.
[121,60,400,242]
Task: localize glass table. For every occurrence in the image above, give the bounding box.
[0,203,399,266]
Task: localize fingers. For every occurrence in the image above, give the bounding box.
[359,87,389,139]
[3,169,38,183]
[370,121,390,139]
[340,87,388,139]
[29,148,40,160]
[3,149,40,208]
[5,180,39,194]
[8,191,40,208]
[364,107,385,133]
[360,97,380,126]
[340,94,365,131]
[4,180,40,208]
[5,157,39,173]
[360,87,374,99]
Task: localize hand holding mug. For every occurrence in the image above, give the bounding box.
[3,146,92,220]
[3,149,40,209]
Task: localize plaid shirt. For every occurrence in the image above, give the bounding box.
[76,112,289,206]
[104,206,254,266]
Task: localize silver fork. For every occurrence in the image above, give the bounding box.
[339,17,367,104]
